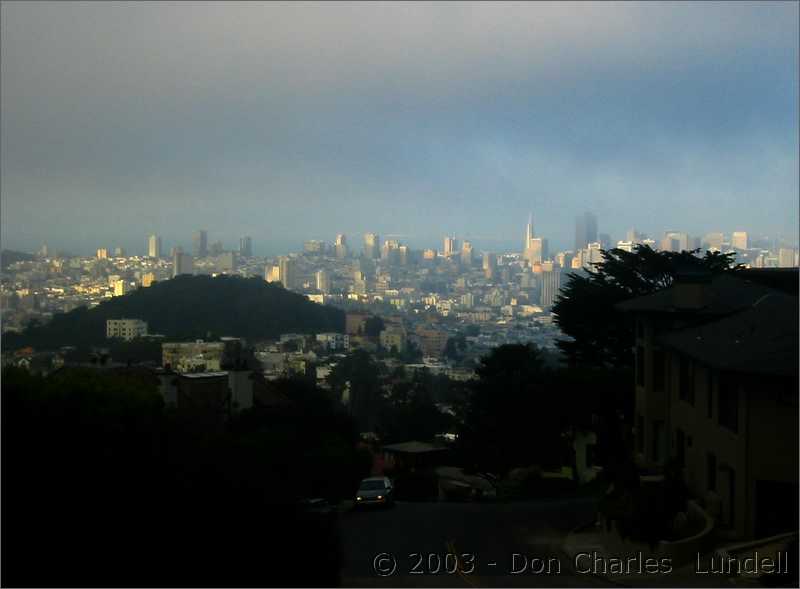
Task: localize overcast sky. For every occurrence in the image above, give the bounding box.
[2,1,798,256]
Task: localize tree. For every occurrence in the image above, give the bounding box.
[378,373,453,444]
[553,245,739,367]
[444,333,467,361]
[2,366,359,587]
[457,344,569,474]
[363,316,385,337]
[326,350,384,431]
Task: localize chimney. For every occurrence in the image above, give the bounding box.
[671,266,712,310]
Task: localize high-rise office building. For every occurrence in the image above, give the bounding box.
[575,212,598,251]
[461,240,474,266]
[381,240,400,265]
[208,241,223,257]
[239,236,253,258]
[483,252,497,280]
[598,233,611,250]
[113,247,126,258]
[278,256,296,289]
[540,261,562,308]
[335,234,348,259]
[555,251,573,268]
[148,234,162,258]
[526,237,544,266]
[192,230,208,258]
[778,248,797,268]
[173,252,193,277]
[703,232,725,251]
[626,229,645,244]
[316,269,331,293]
[661,231,689,252]
[523,214,544,266]
[586,242,603,266]
[524,213,534,250]
[398,245,409,266]
[731,231,748,250]
[96,248,109,260]
[363,233,380,259]
[443,236,458,258]
[353,270,367,295]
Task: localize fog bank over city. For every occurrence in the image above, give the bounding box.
[2,1,798,256]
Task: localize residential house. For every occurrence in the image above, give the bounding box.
[617,269,798,540]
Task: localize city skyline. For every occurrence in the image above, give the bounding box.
[16,218,796,261]
[1,2,798,256]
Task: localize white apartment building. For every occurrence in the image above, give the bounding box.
[106,318,148,341]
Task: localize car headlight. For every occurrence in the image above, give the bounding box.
[377,495,383,500]
[356,497,362,501]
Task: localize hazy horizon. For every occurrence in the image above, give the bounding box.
[2,2,798,257]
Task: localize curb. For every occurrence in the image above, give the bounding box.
[562,521,632,587]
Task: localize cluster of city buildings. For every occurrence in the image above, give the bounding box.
[3,219,798,552]
[2,218,797,351]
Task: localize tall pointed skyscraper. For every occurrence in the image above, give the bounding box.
[523,213,542,266]
[524,213,534,251]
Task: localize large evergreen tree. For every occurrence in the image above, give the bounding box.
[552,245,738,367]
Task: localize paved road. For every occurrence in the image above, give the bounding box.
[340,498,613,587]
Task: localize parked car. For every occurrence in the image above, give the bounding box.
[354,476,394,508]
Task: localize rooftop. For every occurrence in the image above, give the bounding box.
[657,292,798,377]
[615,272,789,316]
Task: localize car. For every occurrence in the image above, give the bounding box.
[354,476,394,508]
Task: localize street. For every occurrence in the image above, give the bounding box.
[340,498,612,587]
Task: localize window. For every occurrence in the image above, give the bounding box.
[706,369,714,419]
[652,420,664,462]
[636,345,645,387]
[586,444,595,469]
[707,453,717,491]
[678,357,694,405]
[637,415,645,452]
[675,428,685,467]
[718,373,739,433]
[653,349,665,392]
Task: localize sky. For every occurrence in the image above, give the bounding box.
[2,1,798,257]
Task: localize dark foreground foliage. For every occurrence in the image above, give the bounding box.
[2,366,366,587]
[456,343,632,476]
[553,245,738,367]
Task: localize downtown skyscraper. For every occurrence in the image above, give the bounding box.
[575,212,598,251]
[523,213,544,266]
[147,234,162,258]
[192,230,208,258]
[239,236,253,258]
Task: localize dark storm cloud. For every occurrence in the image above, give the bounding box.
[2,1,797,255]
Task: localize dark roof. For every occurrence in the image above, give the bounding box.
[657,292,798,377]
[734,268,798,296]
[616,273,783,316]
